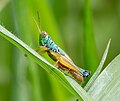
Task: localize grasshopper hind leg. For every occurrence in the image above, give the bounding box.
[57,62,84,82]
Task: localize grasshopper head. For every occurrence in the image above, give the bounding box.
[39,31,49,46]
[41,31,48,38]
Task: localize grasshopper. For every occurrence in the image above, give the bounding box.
[33,15,90,82]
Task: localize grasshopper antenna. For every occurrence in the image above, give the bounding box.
[33,11,41,33]
[37,11,41,29]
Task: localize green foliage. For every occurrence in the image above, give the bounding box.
[83,0,99,72]
[1,25,120,101]
[88,54,120,101]
[0,0,120,101]
[84,39,111,91]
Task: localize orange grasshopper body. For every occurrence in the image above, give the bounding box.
[39,42,90,82]
[48,50,84,82]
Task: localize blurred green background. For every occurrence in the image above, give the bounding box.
[0,0,120,101]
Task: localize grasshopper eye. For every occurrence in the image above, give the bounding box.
[41,31,47,37]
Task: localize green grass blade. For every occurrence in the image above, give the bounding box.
[88,54,120,101]
[0,25,93,101]
[28,61,43,101]
[84,39,111,91]
[11,1,45,100]
[83,0,99,72]
[66,77,93,101]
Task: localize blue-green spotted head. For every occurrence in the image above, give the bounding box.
[39,31,64,54]
[39,31,49,46]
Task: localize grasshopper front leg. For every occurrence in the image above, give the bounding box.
[35,46,49,55]
[38,50,48,55]
[54,60,59,67]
